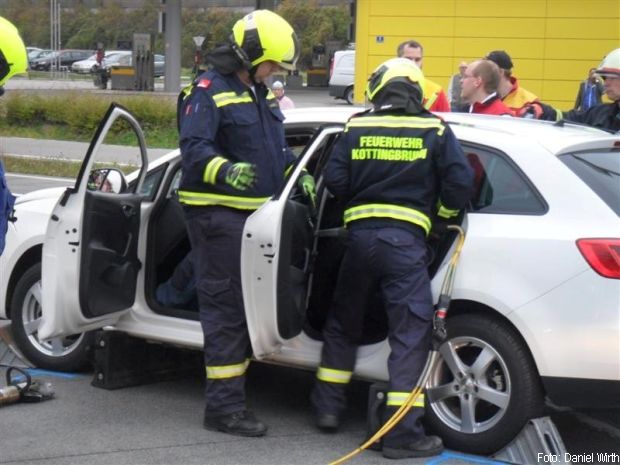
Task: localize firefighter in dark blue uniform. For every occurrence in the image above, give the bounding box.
[311,58,474,459]
[177,10,313,437]
[0,17,27,254]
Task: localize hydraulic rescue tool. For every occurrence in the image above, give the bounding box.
[329,225,466,465]
[0,365,55,406]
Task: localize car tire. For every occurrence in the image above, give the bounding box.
[425,313,544,455]
[10,263,93,372]
[345,86,354,105]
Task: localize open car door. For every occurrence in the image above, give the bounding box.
[241,126,343,359]
[39,104,149,340]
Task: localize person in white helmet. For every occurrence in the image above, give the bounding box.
[532,48,620,132]
[271,80,295,110]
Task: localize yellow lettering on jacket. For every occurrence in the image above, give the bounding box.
[351,148,428,161]
[359,136,424,149]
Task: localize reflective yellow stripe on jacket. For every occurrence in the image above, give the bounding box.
[387,392,425,407]
[203,156,228,185]
[344,204,432,235]
[213,90,253,108]
[316,366,353,384]
[437,202,460,219]
[178,190,269,210]
[345,115,445,135]
[206,359,250,380]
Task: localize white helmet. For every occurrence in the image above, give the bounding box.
[595,48,620,78]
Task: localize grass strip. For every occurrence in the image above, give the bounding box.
[2,155,137,178]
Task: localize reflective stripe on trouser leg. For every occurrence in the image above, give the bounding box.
[316,366,353,384]
[186,207,252,416]
[310,230,376,416]
[372,227,434,447]
[206,359,250,379]
[386,392,425,408]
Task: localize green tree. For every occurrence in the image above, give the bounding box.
[2,0,351,70]
[181,8,243,69]
[277,0,350,70]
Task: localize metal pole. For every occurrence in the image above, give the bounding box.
[163,0,181,93]
[49,0,53,51]
[56,0,61,74]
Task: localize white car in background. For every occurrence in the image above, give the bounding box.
[1,105,618,454]
[71,50,130,74]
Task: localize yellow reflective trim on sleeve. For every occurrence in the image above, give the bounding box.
[177,190,270,210]
[206,359,250,380]
[344,203,431,235]
[213,90,253,108]
[437,203,460,219]
[203,156,228,185]
[345,115,445,135]
[316,366,353,384]
[180,83,194,101]
[386,392,425,407]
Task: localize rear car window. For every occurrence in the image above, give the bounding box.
[560,151,620,216]
[464,147,547,215]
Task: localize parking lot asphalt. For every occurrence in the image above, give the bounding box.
[0,361,504,465]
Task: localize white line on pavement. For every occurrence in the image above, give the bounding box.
[5,173,74,182]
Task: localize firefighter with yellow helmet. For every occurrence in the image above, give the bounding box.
[177,10,312,437]
[0,16,27,91]
[0,16,27,254]
[310,58,473,459]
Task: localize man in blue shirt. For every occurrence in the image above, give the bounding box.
[574,68,604,111]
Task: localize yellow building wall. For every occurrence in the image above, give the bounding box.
[354,0,620,107]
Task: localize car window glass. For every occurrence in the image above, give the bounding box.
[560,151,620,216]
[286,131,315,157]
[167,167,182,197]
[89,113,145,195]
[138,165,166,199]
[464,147,546,214]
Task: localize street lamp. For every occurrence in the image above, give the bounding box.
[192,36,205,78]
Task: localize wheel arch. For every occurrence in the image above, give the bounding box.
[5,244,42,319]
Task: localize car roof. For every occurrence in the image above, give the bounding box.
[283,107,620,156]
[443,112,619,155]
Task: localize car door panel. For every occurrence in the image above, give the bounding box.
[242,126,343,359]
[39,104,148,340]
[79,191,141,318]
[276,198,314,339]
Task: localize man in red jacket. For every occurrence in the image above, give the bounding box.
[460,60,512,115]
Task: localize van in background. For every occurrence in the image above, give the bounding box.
[328,50,355,104]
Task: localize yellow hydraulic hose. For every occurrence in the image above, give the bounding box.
[328,225,466,465]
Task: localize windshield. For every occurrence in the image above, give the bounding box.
[560,151,620,216]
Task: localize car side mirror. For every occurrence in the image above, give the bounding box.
[87,168,127,194]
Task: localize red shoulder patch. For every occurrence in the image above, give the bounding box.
[197,79,211,88]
